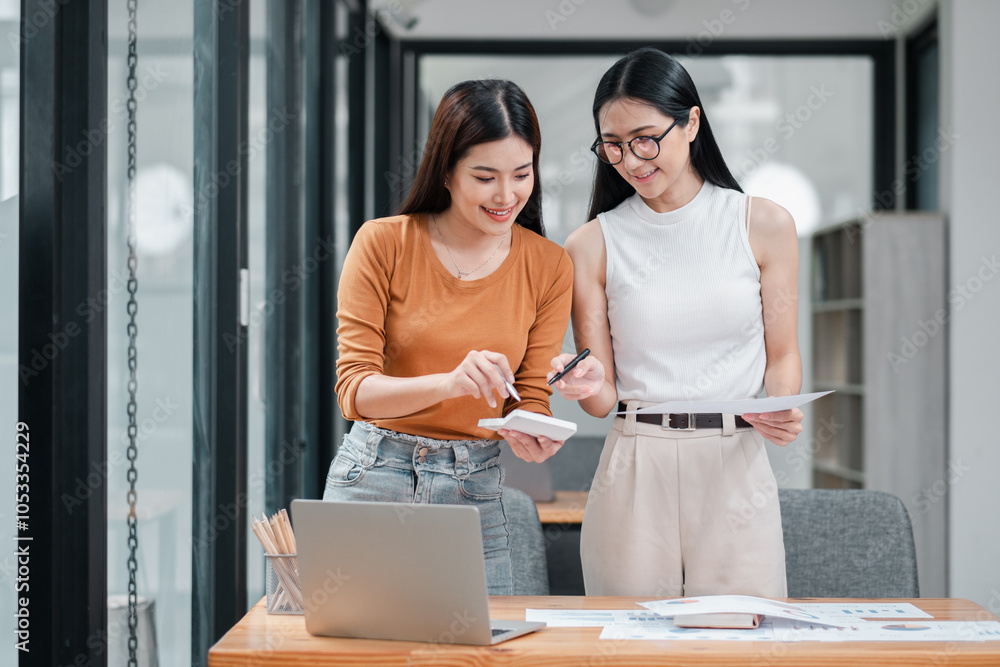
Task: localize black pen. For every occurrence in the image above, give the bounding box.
[548,348,591,386]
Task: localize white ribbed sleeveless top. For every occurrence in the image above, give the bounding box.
[598,181,765,402]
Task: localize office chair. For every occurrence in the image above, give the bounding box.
[503,486,550,595]
[778,488,920,598]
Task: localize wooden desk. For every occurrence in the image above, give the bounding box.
[535,490,588,524]
[209,596,1000,666]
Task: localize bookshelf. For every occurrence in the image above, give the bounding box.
[809,212,947,596]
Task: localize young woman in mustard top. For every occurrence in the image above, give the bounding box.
[327,80,572,594]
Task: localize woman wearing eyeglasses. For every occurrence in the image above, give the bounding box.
[548,47,802,597]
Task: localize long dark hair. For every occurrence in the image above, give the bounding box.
[398,79,546,237]
[588,47,741,220]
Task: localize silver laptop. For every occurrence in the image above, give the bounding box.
[290,499,546,645]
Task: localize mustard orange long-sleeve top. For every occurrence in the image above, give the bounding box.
[335,214,574,440]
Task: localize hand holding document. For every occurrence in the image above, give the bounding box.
[620,391,834,416]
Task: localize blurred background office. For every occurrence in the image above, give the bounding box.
[2,1,998,665]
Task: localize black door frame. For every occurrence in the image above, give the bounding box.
[18,0,109,665]
[191,0,250,663]
[385,39,896,212]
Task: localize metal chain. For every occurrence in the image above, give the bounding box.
[125,0,140,665]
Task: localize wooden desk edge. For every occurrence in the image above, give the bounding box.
[535,490,588,524]
[209,598,1000,667]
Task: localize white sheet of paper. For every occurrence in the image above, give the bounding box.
[769,618,1000,642]
[601,618,1000,642]
[600,621,777,641]
[796,602,932,619]
[525,609,670,628]
[623,391,834,416]
[639,595,856,627]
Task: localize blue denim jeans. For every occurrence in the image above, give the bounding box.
[322,421,514,595]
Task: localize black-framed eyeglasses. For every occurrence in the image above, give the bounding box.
[590,117,683,166]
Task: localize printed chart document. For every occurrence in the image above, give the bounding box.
[528,598,1000,642]
[767,618,1000,642]
[600,619,1000,642]
[524,609,670,628]
[526,602,933,629]
[622,390,834,416]
[799,602,932,619]
[478,409,577,440]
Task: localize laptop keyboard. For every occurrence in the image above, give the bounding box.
[491,628,510,637]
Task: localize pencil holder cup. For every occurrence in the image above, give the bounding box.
[265,554,303,615]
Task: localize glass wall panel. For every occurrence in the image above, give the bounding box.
[245,0,268,610]
[0,0,19,663]
[106,1,194,664]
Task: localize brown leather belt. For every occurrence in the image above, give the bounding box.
[618,402,753,430]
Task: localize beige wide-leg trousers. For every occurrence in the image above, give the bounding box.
[580,403,787,598]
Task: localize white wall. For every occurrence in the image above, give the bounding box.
[377,0,909,41]
[940,0,1000,613]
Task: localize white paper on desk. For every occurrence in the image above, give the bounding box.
[624,391,834,416]
[524,609,672,628]
[796,602,932,619]
[639,595,856,627]
[769,618,1000,642]
[600,621,777,641]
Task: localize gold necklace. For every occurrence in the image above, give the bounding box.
[432,215,509,279]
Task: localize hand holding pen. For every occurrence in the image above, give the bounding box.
[440,350,517,408]
[548,348,591,385]
[547,349,605,400]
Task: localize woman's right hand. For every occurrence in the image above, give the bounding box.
[439,350,515,409]
[548,353,605,401]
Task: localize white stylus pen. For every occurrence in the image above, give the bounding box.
[495,364,520,401]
